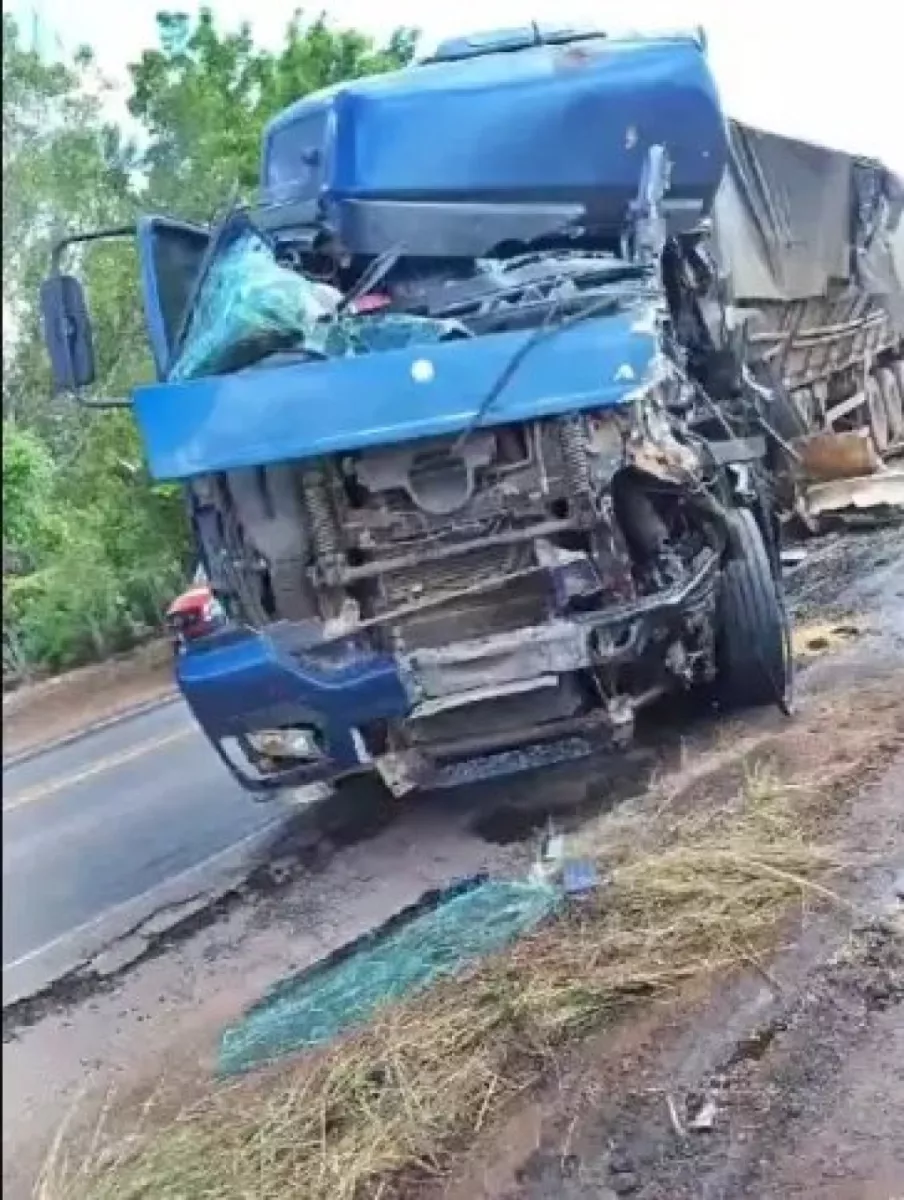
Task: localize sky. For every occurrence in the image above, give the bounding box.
[6,0,903,172]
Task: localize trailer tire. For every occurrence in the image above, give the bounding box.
[866,375,890,453]
[892,359,904,403]
[715,508,793,713]
[878,365,903,443]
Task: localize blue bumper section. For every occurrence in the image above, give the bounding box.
[176,628,410,791]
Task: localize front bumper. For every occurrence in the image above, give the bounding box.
[177,553,717,793]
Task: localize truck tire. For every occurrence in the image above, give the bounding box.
[878,365,903,443]
[893,359,904,405]
[715,508,793,713]
[866,375,890,453]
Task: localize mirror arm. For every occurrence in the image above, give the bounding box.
[50,226,136,274]
[73,393,132,410]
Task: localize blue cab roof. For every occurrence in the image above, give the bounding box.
[260,31,728,214]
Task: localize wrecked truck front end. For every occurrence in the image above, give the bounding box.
[134,289,744,796]
[41,29,793,798]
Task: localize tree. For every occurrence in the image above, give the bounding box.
[2,15,143,444]
[128,8,417,218]
[2,423,61,568]
[1,8,418,676]
[3,16,186,674]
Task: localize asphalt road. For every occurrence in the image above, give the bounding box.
[2,701,283,984]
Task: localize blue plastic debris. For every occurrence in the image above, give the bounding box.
[562,859,600,896]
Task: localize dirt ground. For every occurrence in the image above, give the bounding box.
[439,757,904,1200]
[3,524,904,1199]
[2,640,175,761]
[435,526,904,1200]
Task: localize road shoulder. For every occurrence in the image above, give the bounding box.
[3,641,176,764]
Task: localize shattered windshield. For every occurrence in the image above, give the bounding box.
[167,209,651,382]
[169,213,467,382]
[169,214,338,380]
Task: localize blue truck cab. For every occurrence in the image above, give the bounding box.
[40,24,795,799]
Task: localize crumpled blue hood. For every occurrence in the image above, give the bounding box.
[132,305,660,481]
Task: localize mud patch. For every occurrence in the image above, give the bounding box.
[471,924,904,1200]
[791,618,865,661]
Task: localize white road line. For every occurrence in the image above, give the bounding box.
[2,815,288,976]
[2,728,194,813]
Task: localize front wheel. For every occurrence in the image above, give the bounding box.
[715,508,794,714]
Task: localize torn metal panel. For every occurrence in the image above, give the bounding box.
[801,467,904,518]
[408,620,594,699]
[626,382,702,483]
[712,120,904,311]
[793,429,883,484]
[628,427,700,484]
[374,749,429,797]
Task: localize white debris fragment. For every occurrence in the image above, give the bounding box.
[689,1097,718,1131]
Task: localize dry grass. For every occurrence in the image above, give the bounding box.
[38,674,904,1199]
[38,747,869,1200]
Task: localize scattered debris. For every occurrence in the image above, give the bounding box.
[562,859,600,896]
[800,466,904,523]
[217,875,560,1076]
[688,1095,719,1131]
[780,546,809,571]
[665,1092,687,1139]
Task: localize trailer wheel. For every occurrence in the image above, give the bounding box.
[866,375,890,453]
[878,365,904,443]
[893,359,904,402]
[716,508,793,713]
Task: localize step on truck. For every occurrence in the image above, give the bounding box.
[40,24,902,799]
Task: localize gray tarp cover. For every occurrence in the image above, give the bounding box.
[713,120,904,323]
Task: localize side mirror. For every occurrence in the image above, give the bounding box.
[40,274,96,392]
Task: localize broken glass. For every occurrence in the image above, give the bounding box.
[169,214,468,381]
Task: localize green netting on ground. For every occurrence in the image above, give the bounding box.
[218,877,561,1077]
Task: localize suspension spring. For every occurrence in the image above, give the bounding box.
[301,465,343,564]
[558,416,593,496]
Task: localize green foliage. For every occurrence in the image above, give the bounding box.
[129,7,417,218]
[2,8,417,677]
[3,415,187,670]
[3,16,142,439]
[2,423,61,563]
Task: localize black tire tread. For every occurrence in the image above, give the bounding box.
[716,508,790,710]
[878,364,903,443]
